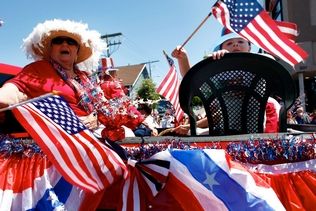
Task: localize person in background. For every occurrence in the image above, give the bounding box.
[287,110,298,124]
[134,103,159,136]
[310,108,316,124]
[171,28,281,135]
[99,57,126,99]
[294,106,311,124]
[160,109,175,128]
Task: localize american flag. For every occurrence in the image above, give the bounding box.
[156,51,184,122]
[12,95,127,193]
[212,0,308,66]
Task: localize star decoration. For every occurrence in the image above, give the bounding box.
[202,171,220,191]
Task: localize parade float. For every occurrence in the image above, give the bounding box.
[0,0,315,210]
[1,51,315,211]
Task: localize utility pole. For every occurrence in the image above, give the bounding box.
[141,60,159,78]
[100,32,122,57]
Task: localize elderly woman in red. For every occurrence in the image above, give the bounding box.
[0,19,142,141]
[0,19,133,210]
[0,19,105,130]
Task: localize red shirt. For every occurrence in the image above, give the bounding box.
[264,97,281,133]
[7,60,88,116]
[100,79,125,99]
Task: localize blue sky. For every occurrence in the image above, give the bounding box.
[1,0,225,85]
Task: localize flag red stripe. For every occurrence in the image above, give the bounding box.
[275,20,298,42]
[78,132,115,186]
[100,143,127,177]
[173,79,184,120]
[72,132,112,187]
[240,12,306,65]
[24,109,99,190]
[80,131,127,183]
[241,28,297,65]
[212,2,230,30]
[124,171,140,211]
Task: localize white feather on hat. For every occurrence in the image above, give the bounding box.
[22,19,107,71]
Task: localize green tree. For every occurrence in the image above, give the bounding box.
[192,96,203,106]
[137,79,160,100]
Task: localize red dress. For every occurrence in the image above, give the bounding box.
[7,60,88,116]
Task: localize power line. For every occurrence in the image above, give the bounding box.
[100,32,122,57]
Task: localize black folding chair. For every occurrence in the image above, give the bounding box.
[179,53,297,136]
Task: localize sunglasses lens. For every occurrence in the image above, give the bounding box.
[52,37,78,46]
[51,37,63,44]
[66,38,78,45]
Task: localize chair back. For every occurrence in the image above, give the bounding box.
[179,53,296,136]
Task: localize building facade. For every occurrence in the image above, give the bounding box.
[116,63,150,100]
[281,0,316,111]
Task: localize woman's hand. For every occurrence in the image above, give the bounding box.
[79,112,99,130]
[0,83,28,107]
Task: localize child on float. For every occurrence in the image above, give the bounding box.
[171,28,280,135]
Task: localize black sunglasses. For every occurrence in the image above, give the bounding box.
[51,37,78,46]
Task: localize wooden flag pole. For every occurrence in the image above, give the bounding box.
[179,12,213,50]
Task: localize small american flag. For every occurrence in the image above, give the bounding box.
[12,95,126,193]
[156,51,184,123]
[212,0,308,66]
